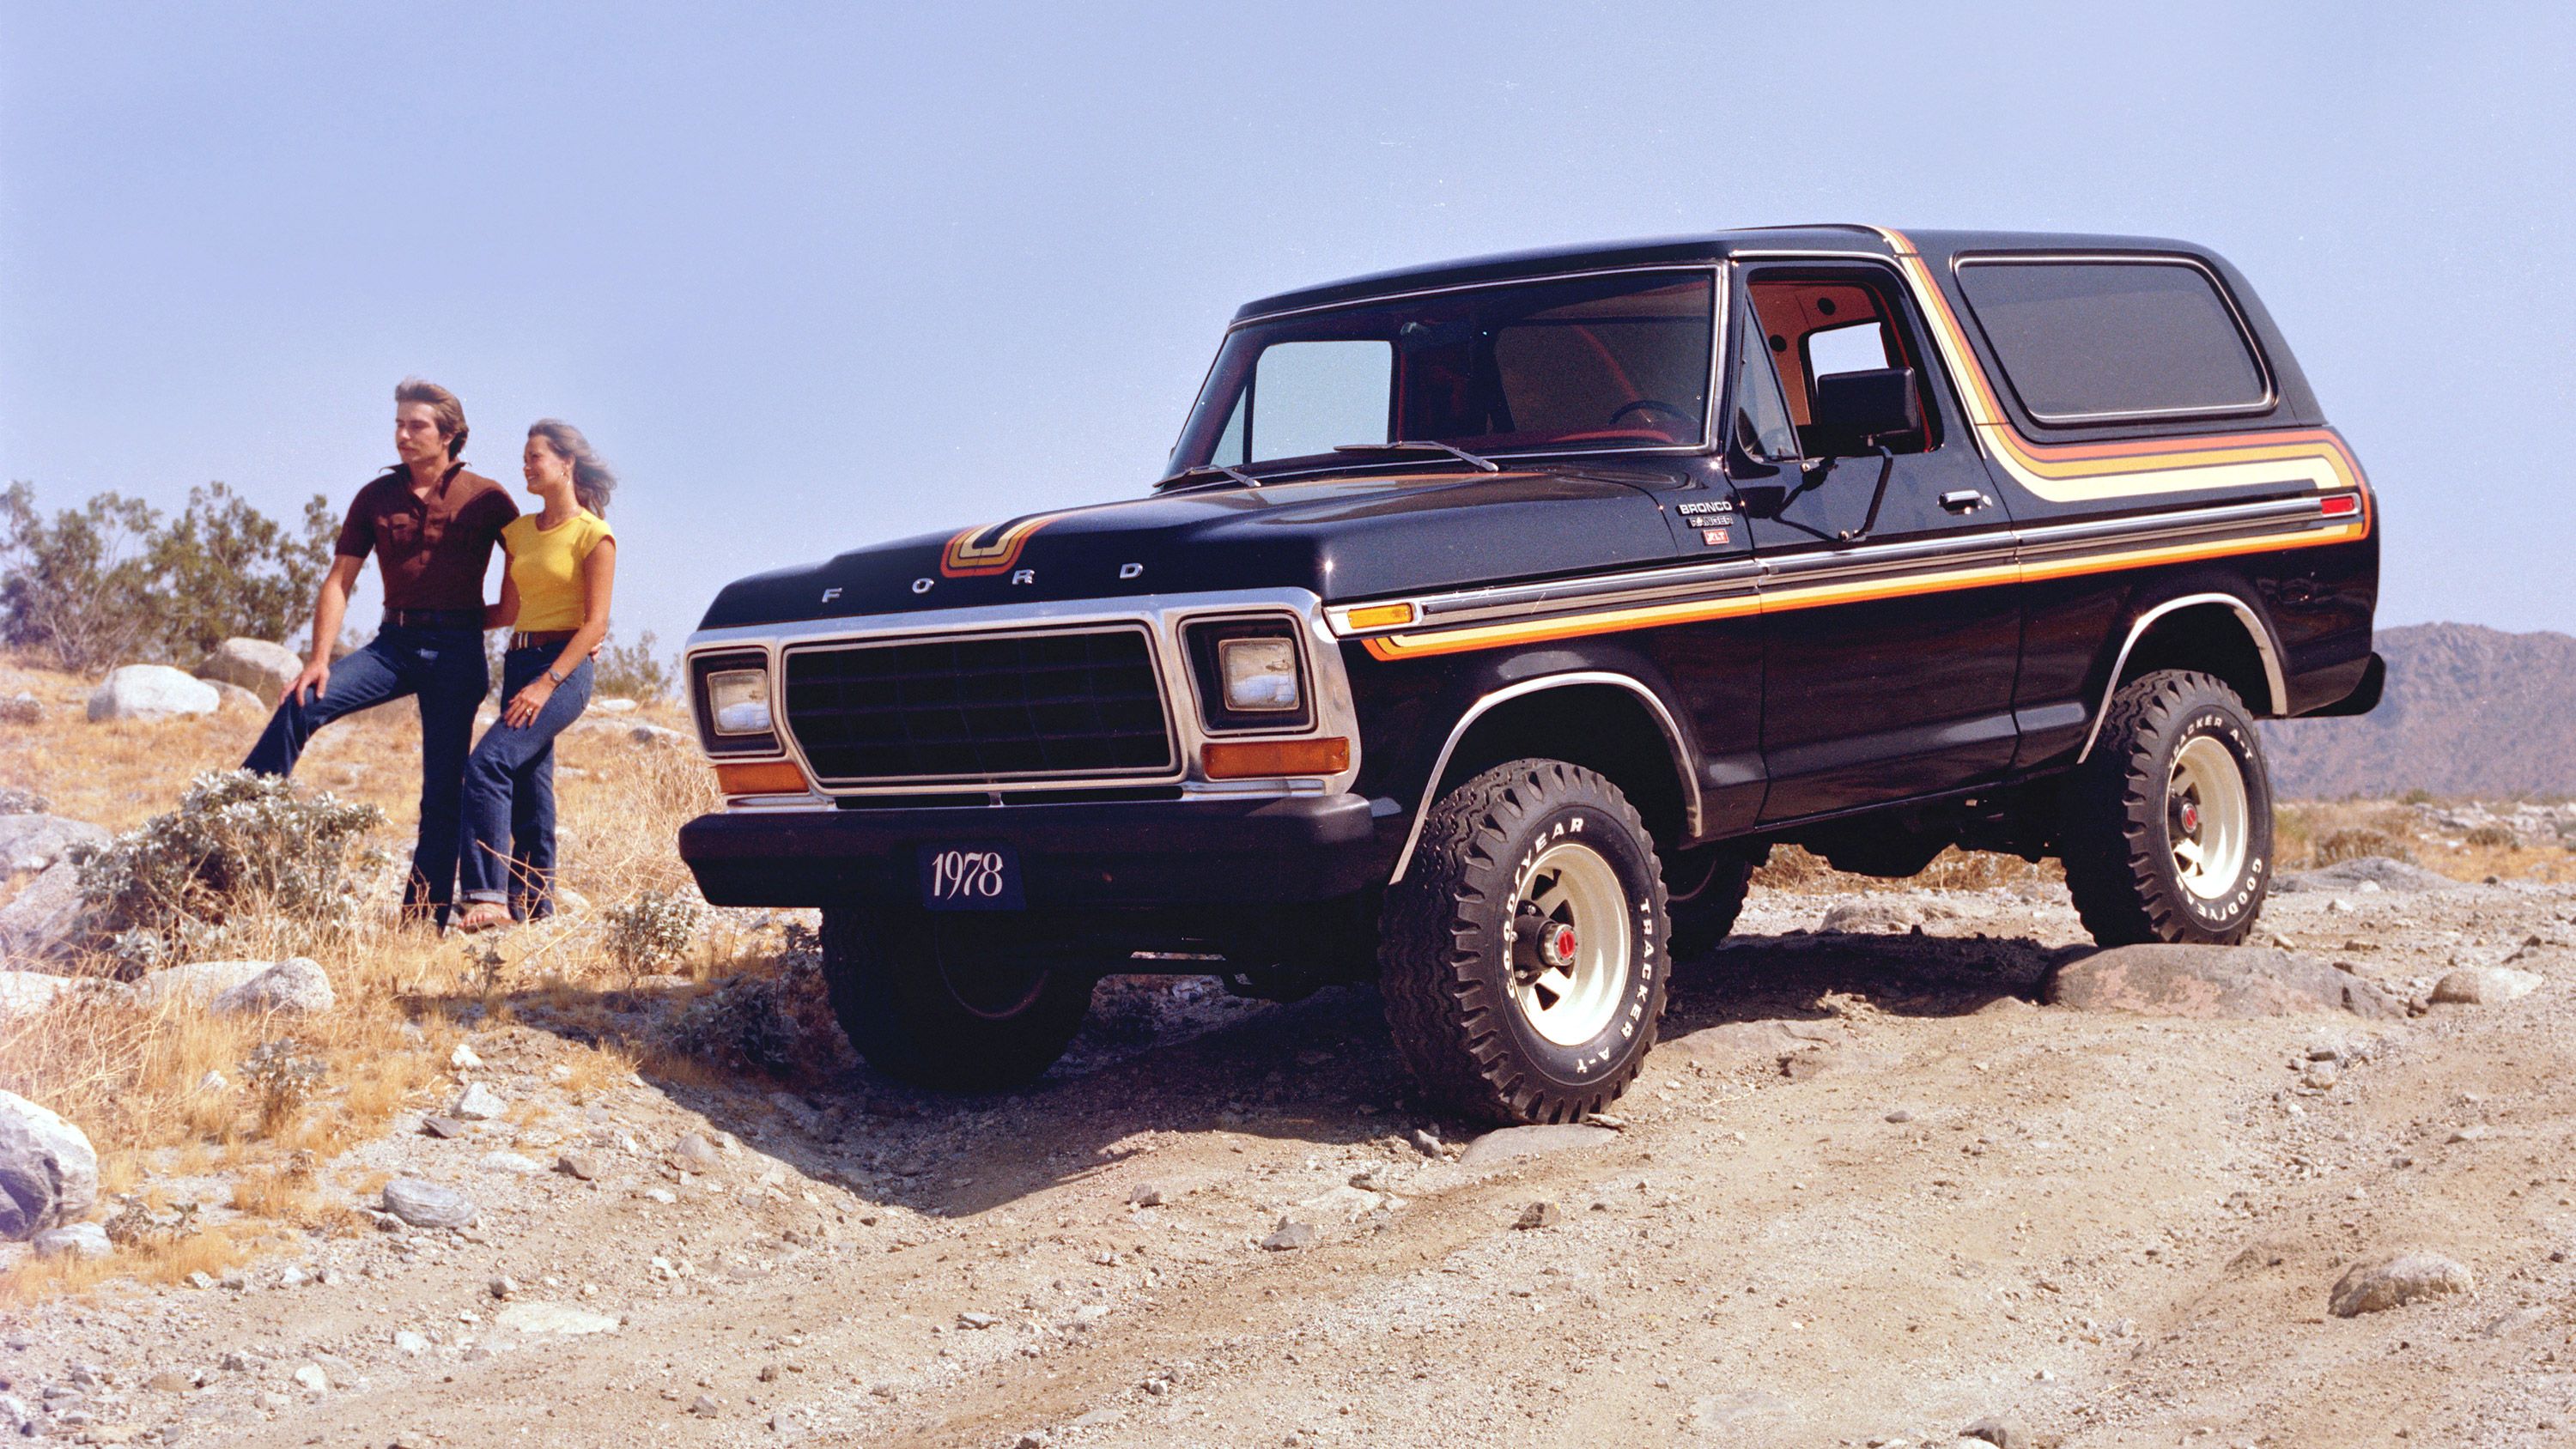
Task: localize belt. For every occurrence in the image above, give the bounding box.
[510,630,578,651]
[382,608,482,631]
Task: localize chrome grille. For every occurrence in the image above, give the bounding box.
[781,627,1175,786]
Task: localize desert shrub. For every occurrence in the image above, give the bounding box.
[2313,827,2415,866]
[602,888,704,973]
[241,1039,326,1134]
[2464,822,2519,850]
[594,628,675,702]
[668,925,839,1076]
[73,769,387,962]
[1,481,332,671]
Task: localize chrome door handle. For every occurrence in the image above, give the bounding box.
[1939,489,1993,513]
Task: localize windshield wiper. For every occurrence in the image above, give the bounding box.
[1332,440,1500,473]
[1152,463,1266,493]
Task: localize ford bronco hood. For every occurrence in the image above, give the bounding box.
[696,468,1684,630]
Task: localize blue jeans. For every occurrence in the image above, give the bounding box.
[242,625,488,924]
[458,646,592,910]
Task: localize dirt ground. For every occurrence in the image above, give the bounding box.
[4,859,2573,1448]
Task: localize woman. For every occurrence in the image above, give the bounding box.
[455,420,618,931]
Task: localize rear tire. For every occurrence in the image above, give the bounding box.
[1379,759,1668,1124]
[819,908,1096,1091]
[2059,670,2275,947]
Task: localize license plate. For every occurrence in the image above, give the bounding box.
[919,844,1025,911]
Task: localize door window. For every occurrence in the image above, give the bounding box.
[1742,270,1940,455]
[1728,297,1801,462]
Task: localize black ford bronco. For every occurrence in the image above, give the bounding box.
[677,226,2381,1123]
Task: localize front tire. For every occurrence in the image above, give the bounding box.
[2059,670,2275,946]
[819,909,1096,1091]
[1379,759,1668,1124]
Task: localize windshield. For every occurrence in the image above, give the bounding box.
[1168,270,1715,476]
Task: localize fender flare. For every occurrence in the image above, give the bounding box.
[1388,671,1703,884]
[2075,591,2287,763]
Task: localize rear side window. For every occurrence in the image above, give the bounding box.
[1954,258,2269,423]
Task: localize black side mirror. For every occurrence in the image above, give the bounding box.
[1808,367,1922,457]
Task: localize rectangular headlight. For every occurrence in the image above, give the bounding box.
[1218,637,1300,712]
[707,668,773,735]
[1184,616,1315,733]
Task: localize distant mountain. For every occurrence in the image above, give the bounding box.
[2261,623,2576,799]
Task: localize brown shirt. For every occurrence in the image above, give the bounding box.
[333,464,519,612]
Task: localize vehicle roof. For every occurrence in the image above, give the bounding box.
[1230,225,2221,322]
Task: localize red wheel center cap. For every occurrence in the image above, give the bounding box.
[1545,925,1578,965]
[2179,800,2201,834]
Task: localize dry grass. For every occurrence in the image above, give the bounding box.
[1,650,730,1303]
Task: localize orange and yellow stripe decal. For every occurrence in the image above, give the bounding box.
[939,513,1062,578]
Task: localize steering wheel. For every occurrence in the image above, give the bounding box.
[1611,399,1690,427]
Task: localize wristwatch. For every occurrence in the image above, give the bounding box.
[545,666,568,685]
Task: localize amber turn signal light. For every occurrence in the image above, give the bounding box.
[1343,602,1416,630]
[714,761,811,796]
[1201,737,1351,779]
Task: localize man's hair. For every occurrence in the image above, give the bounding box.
[395,378,469,459]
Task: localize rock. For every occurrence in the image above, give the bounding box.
[210,680,268,717]
[0,814,108,875]
[2448,1124,2492,1143]
[1820,897,1959,934]
[380,1179,476,1229]
[1457,1123,1618,1168]
[593,697,638,714]
[31,1222,110,1259]
[2328,1252,2475,1317]
[419,1115,468,1140]
[193,638,303,697]
[0,971,78,1020]
[2430,967,2543,1006]
[0,693,38,724]
[629,723,689,747]
[1885,1108,1916,1124]
[642,1186,677,1204]
[2043,945,2403,1019]
[494,1301,618,1334]
[392,1331,428,1355]
[0,860,90,961]
[1960,1415,2032,1448]
[196,1069,227,1094]
[1260,1218,1317,1252]
[477,1151,543,1174]
[452,1083,507,1120]
[0,785,46,815]
[1127,1185,1163,1209]
[2482,1306,2548,1339]
[1514,1202,1563,1230]
[1296,1185,1386,1222]
[1409,1128,1444,1158]
[957,1312,1000,1331]
[145,1370,192,1391]
[449,1042,483,1070]
[208,957,334,1016]
[2275,858,2460,894]
[0,1088,100,1239]
[137,960,274,1008]
[1666,1018,1840,1070]
[690,1394,721,1417]
[556,1153,599,1180]
[671,1132,722,1169]
[292,1363,328,1393]
[85,665,219,723]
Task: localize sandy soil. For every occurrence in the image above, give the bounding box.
[3,863,2573,1449]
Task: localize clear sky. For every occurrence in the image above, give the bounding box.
[4,1,2569,654]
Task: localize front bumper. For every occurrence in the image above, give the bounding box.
[677,792,1390,909]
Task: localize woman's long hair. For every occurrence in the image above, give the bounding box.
[527,419,617,517]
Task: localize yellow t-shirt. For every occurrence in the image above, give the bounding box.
[501,511,613,633]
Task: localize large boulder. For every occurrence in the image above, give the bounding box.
[0,1089,99,1240]
[194,638,302,697]
[0,861,90,962]
[2329,1252,2475,1316]
[0,814,109,875]
[2274,857,2460,894]
[209,957,334,1016]
[86,665,218,723]
[2044,945,2404,1020]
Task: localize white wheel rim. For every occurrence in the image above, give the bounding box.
[2167,735,2250,901]
[1506,841,1631,1046]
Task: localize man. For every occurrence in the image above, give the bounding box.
[244,379,518,927]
